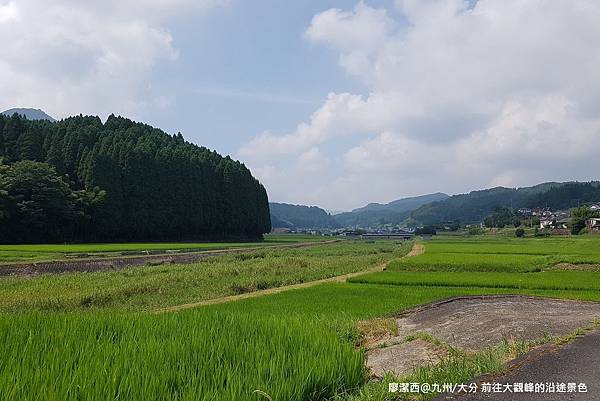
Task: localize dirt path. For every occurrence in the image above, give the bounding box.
[406,242,425,257]
[158,242,423,313]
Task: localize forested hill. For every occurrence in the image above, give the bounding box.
[269,203,340,229]
[411,182,600,224]
[0,113,271,243]
[351,193,449,213]
[335,192,449,227]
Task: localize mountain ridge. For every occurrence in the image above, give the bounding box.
[270,182,600,229]
[351,192,450,213]
[1,108,56,122]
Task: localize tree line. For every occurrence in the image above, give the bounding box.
[0,113,271,243]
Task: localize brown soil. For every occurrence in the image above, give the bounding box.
[366,296,600,378]
[552,262,600,271]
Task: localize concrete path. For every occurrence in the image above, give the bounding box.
[434,330,600,401]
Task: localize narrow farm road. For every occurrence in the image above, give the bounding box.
[434,330,600,401]
[157,242,424,313]
[405,243,425,258]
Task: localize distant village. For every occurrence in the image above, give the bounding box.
[273,203,600,238]
[517,204,600,231]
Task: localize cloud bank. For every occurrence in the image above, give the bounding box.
[0,0,224,119]
[240,0,600,210]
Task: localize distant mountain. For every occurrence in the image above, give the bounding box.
[1,108,56,122]
[336,193,449,227]
[411,181,600,225]
[270,182,600,230]
[352,193,449,213]
[269,202,340,229]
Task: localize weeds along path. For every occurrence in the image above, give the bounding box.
[158,242,424,313]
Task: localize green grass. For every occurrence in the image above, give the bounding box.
[388,252,551,272]
[350,270,600,291]
[0,241,410,313]
[0,234,325,263]
[422,237,600,256]
[0,311,364,401]
[389,237,600,272]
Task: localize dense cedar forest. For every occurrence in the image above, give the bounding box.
[0,113,271,243]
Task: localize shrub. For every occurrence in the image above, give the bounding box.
[468,226,485,236]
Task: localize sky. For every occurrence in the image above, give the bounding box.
[2,0,600,211]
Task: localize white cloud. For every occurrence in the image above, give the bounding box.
[0,0,225,119]
[297,147,329,174]
[241,0,600,210]
[0,1,17,22]
[305,1,397,78]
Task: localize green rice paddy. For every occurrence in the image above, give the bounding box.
[350,270,600,291]
[2,236,600,400]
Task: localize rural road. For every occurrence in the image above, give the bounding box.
[434,330,600,401]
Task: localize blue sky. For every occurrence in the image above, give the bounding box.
[2,0,600,210]
[144,0,388,153]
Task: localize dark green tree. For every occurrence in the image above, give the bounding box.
[0,161,79,242]
[484,207,515,228]
[570,206,600,235]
